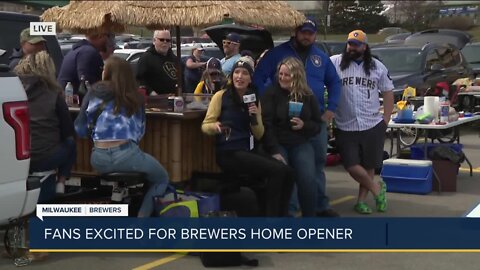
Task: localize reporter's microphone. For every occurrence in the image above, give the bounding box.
[243,93,258,126]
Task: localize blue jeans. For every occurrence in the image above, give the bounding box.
[289,122,331,214]
[30,137,77,203]
[91,141,169,217]
[278,143,317,217]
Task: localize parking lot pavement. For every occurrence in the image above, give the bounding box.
[1,126,479,269]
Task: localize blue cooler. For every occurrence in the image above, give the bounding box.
[381,159,433,195]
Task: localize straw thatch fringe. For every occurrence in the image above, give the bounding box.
[41,0,305,34]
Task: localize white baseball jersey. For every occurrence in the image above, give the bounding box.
[330,54,394,131]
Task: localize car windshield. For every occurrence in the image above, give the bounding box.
[113,53,130,60]
[462,45,480,64]
[372,48,423,73]
[327,43,345,55]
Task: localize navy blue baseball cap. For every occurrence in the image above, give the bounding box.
[207,57,221,70]
[298,19,317,33]
[225,32,241,44]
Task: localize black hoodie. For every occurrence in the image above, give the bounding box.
[261,83,322,155]
[18,75,75,164]
[57,39,103,94]
[136,45,177,95]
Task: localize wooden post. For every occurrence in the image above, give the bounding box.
[169,120,182,182]
[175,25,183,96]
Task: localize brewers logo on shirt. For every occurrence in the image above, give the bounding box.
[310,55,322,67]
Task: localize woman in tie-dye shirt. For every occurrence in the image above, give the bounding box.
[75,56,169,217]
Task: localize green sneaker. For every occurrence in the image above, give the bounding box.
[354,202,372,214]
[375,181,387,212]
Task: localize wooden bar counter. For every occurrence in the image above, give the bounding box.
[69,107,219,182]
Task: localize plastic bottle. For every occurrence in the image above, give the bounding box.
[78,75,87,96]
[65,82,74,106]
[440,98,450,123]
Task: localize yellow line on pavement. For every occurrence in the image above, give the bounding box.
[459,167,480,173]
[132,253,187,270]
[330,196,356,206]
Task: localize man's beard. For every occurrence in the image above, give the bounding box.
[295,38,312,51]
[345,50,363,61]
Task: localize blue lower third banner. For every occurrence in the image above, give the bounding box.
[29,218,480,250]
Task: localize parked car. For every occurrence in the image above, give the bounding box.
[58,39,80,55]
[178,46,224,59]
[377,27,409,36]
[0,65,41,226]
[203,24,274,59]
[323,41,345,55]
[273,40,332,56]
[113,48,147,74]
[114,48,147,61]
[122,39,153,49]
[372,43,472,101]
[173,36,212,46]
[461,42,480,76]
[385,32,411,44]
[0,11,63,71]
[404,29,472,50]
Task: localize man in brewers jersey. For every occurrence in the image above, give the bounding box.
[330,30,394,214]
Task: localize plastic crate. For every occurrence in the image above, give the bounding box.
[410,143,463,160]
[381,159,433,195]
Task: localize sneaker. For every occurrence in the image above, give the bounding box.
[375,181,387,212]
[55,182,65,194]
[25,251,49,262]
[111,187,126,202]
[316,209,340,217]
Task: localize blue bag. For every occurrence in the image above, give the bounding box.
[154,186,220,217]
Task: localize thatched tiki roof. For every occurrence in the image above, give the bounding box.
[41,0,306,33]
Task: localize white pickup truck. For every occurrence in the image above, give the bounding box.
[0,11,63,227]
[0,65,41,226]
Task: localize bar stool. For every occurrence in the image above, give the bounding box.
[99,172,147,216]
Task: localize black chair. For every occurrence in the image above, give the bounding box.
[100,172,147,216]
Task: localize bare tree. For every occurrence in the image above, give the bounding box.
[397,0,443,31]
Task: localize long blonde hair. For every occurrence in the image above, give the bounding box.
[276,57,312,101]
[14,51,61,92]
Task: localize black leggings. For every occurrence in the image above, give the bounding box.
[216,150,294,217]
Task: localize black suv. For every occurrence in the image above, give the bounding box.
[372,42,472,101]
[0,11,63,71]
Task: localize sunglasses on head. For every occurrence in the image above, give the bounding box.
[222,40,238,46]
[156,38,171,43]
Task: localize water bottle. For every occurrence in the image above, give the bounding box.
[65,82,74,106]
[78,75,87,97]
[440,99,450,123]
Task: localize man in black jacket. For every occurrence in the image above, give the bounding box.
[136,30,177,95]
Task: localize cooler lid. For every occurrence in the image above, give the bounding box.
[383,158,432,166]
